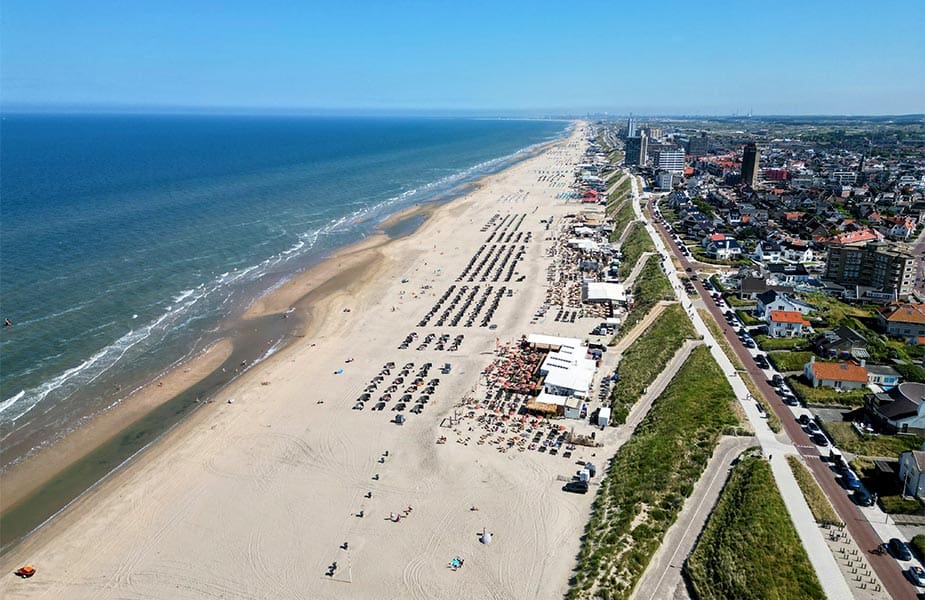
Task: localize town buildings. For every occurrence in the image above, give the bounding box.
[625,134,648,167]
[824,241,916,300]
[741,142,759,188]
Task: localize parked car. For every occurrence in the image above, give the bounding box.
[907,565,925,587]
[744,338,757,349]
[854,486,875,506]
[798,414,812,426]
[889,538,913,561]
[771,374,784,386]
[563,481,589,494]
[811,433,829,446]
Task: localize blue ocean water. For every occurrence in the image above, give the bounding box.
[0,114,567,462]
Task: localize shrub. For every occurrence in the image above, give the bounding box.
[912,534,925,560]
[878,495,925,516]
[786,376,868,407]
[618,222,656,279]
[610,304,694,415]
[768,351,814,372]
[569,347,738,599]
[686,456,825,600]
[786,456,843,526]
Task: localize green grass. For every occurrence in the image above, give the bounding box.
[608,199,636,242]
[824,421,925,458]
[879,495,925,515]
[567,346,739,600]
[913,534,925,560]
[616,256,673,338]
[755,335,810,351]
[786,376,868,407]
[735,309,760,326]
[786,456,843,526]
[804,292,870,323]
[896,362,925,383]
[685,456,825,600]
[768,351,814,373]
[609,304,695,423]
[698,310,763,433]
[618,222,655,279]
[725,295,753,308]
[802,292,920,363]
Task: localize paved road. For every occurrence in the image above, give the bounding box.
[647,197,920,600]
[632,436,758,600]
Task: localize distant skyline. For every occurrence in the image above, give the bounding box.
[3,1,924,116]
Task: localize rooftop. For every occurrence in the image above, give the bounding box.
[878,304,925,325]
[809,360,868,383]
[770,310,810,325]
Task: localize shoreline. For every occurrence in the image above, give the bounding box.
[0,123,608,600]
[0,134,565,553]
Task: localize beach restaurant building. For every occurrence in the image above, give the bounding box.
[527,334,597,420]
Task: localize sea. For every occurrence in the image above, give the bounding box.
[0,114,568,471]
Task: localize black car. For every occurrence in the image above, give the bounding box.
[810,433,829,447]
[798,414,811,426]
[563,481,589,494]
[889,538,913,561]
[854,486,875,507]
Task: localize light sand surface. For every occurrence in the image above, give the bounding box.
[1,122,632,600]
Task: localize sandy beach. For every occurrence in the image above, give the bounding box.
[1,122,627,599]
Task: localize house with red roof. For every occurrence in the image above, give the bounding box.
[887,216,916,241]
[769,310,811,338]
[828,229,883,245]
[878,303,925,342]
[803,358,869,390]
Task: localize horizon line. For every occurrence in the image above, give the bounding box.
[2,103,923,120]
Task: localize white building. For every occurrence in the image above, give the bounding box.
[656,171,675,191]
[656,150,685,174]
[899,450,925,499]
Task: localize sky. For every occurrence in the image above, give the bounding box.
[2,0,924,116]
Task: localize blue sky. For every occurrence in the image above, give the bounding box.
[2,0,923,115]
